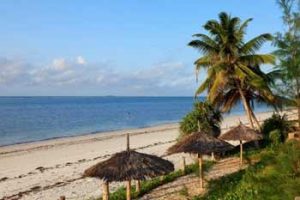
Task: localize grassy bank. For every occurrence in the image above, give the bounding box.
[194,141,300,200]
[94,160,214,200]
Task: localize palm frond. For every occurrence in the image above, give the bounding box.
[238,18,253,37]
[239,54,275,65]
[240,34,273,54]
[188,40,218,54]
[195,78,210,96]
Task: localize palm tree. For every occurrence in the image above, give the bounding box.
[188,12,276,129]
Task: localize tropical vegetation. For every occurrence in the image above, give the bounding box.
[179,101,222,138]
[261,113,294,142]
[273,0,300,126]
[188,12,277,129]
[193,141,300,200]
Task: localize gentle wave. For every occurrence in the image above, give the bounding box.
[0,96,272,146]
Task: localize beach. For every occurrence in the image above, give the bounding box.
[0,109,297,200]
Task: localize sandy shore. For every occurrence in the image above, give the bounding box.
[0,109,297,200]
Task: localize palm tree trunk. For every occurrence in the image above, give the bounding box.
[237,84,254,128]
[248,103,261,130]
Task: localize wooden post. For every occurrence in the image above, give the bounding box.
[198,153,203,190]
[59,196,66,200]
[135,180,141,193]
[126,133,130,151]
[102,181,109,200]
[182,156,186,174]
[240,140,243,167]
[211,152,215,161]
[126,180,131,200]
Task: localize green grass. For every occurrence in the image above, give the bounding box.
[94,160,214,200]
[193,141,300,200]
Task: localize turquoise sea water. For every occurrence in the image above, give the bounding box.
[0,97,272,146]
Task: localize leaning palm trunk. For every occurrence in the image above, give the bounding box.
[249,107,261,130]
[237,84,254,128]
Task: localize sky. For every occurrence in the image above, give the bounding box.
[0,0,284,96]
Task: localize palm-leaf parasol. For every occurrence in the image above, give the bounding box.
[219,123,263,166]
[167,132,233,190]
[84,134,174,200]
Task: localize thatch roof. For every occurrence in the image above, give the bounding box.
[84,150,174,182]
[167,132,233,155]
[219,124,263,141]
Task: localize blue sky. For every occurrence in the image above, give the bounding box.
[0,0,283,96]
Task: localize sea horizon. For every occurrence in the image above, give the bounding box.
[0,96,273,147]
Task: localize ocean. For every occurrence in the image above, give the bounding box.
[0,96,272,146]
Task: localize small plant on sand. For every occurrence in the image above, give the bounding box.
[179,185,189,197]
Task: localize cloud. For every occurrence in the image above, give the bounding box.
[76,56,86,65]
[52,58,68,71]
[0,57,30,85]
[0,56,196,95]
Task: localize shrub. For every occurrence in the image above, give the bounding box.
[261,113,293,143]
[269,129,281,147]
[194,141,300,200]
[179,101,222,138]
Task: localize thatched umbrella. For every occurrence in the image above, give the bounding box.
[219,123,263,166]
[84,134,174,200]
[167,132,233,190]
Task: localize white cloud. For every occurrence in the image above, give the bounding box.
[0,57,29,85]
[0,56,196,95]
[52,58,68,71]
[76,56,86,65]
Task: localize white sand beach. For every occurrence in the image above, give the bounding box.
[0,109,297,200]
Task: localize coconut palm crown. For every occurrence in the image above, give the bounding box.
[188,12,276,129]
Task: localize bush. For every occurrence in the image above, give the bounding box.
[261,113,293,143]
[194,141,300,200]
[269,129,281,147]
[179,101,222,138]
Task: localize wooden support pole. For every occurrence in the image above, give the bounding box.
[211,152,215,161]
[126,133,130,151]
[135,180,141,193]
[198,153,203,190]
[182,156,186,174]
[102,181,109,200]
[240,140,243,167]
[126,180,131,200]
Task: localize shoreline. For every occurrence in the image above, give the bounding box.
[0,122,179,156]
[0,122,179,148]
[0,108,277,149]
[0,109,297,200]
[1,108,296,156]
